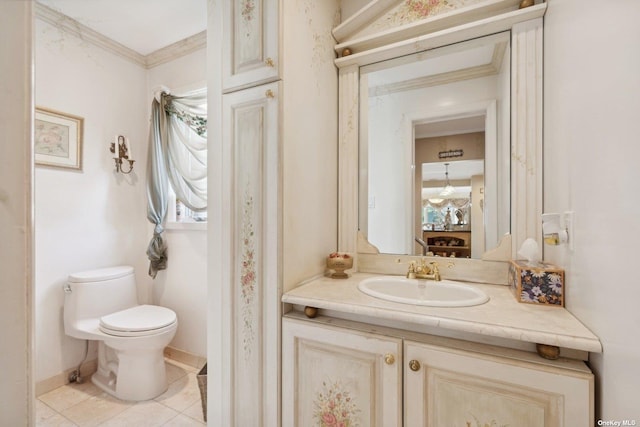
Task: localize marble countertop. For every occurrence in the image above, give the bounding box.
[282,273,602,353]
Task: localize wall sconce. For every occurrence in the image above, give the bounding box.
[109,135,135,174]
[542,213,569,246]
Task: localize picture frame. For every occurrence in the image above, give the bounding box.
[34,107,84,170]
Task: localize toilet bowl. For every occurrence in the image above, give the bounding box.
[63,266,178,401]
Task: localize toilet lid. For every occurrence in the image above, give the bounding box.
[69,265,134,283]
[100,305,176,334]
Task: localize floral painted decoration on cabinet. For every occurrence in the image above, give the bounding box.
[369,0,485,31]
[467,414,508,427]
[314,380,361,427]
[241,0,255,23]
[240,182,256,358]
[399,0,453,20]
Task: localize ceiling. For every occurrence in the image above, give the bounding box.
[36,0,207,56]
[422,159,484,183]
[414,115,485,139]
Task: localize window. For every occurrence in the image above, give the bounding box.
[162,87,207,227]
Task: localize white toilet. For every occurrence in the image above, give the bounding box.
[63,265,178,401]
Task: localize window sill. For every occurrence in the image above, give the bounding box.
[165,221,207,231]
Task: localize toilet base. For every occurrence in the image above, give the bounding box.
[93,341,170,401]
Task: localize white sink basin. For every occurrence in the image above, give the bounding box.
[358,276,489,307]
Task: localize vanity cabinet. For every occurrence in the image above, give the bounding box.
[283,315,594,427]
[405,340,594,426]
[282,318,402,427]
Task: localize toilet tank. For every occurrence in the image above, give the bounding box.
[64,266,139,338]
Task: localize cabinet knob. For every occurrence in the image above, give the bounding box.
[409,359,421,372]
[265,89,275,99]
[303,306,318,318]
[265,57,275,67]
[384,354,395,365]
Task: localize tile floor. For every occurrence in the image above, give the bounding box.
[36,359,206,426]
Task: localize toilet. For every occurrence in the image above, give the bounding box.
[63,265,178,401]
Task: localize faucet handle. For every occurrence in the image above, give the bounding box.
[406,261,417,279]
[429,262,441,281]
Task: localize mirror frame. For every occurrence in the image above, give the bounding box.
[335,1,546,276]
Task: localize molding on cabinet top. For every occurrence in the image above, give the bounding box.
[334,1,546,66]
[334,0,527,43]
[333,0,399,42]
[35,3,205,69]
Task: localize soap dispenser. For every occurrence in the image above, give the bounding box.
[542,213,569,245]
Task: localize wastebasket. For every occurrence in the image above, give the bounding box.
[197,364,207,422]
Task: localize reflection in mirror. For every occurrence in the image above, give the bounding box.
[359,31,511,258]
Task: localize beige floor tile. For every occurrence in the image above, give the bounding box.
[195,357,206,370]
[153,372,201,413]
[99,400,180,427]
[36,399,59,422]
[165,360,190,384]
[61,392,133,427]
[36,358,205,426]
[35,412,78,427]
[165,358,197,374]
[162,413,205,426]
[38,381,102,413]
[182,399,206,424]
[36,414,78,427]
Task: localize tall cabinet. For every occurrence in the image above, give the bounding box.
[207,0,340,425]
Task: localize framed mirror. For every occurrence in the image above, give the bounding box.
[335,4,545,271]
[359,32,511,258]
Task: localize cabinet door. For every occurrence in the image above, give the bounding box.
[221,0,279,92]
[404,340,594,426]
[283,318,402,427]
[219,81,280,427]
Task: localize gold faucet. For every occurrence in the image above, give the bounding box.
[406,259,441,281]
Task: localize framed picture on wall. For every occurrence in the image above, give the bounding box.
[34,107,84,170]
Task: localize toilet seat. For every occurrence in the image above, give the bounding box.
[100,305,177,337]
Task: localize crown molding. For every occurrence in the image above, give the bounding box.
[145,31,206,68]
[35,3,146,66]
[35,3,205,69]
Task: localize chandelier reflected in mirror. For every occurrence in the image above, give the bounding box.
[428,162,456,203]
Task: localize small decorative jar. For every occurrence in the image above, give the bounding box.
[326,252,353,279]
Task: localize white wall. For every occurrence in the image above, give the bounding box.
[147,48,207,357]
[282,0,340,291]
[34,19,150,383]
[544,0,640,419]
[0,2,34,424]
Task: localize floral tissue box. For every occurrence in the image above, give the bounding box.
[509,260,564,306]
